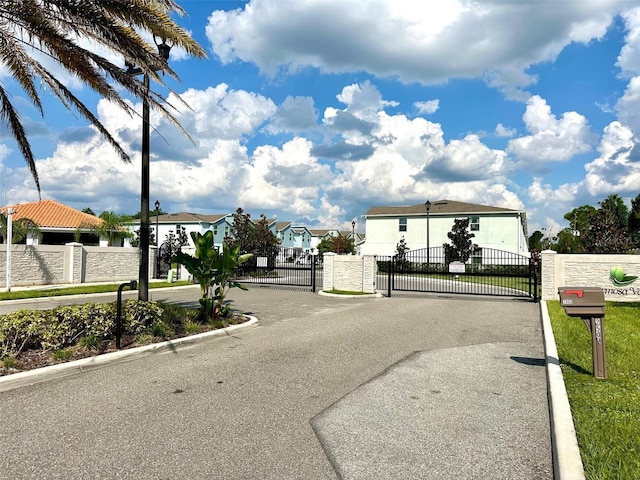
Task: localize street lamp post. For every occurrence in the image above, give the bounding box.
[155,200,160,247]
[351,220,356,255]
[155,200,160,279]
[4,207,14,292]
[126,37,172,301]
[425,200,431,267]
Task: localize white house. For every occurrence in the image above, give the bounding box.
[125,212,232,250]
[360,199,529,258]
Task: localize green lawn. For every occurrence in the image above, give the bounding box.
[548,300,640,479]
[0,281,193,301]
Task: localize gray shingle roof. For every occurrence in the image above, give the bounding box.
[364,199,521,217]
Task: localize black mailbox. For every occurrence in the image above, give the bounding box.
[558,287,605,318]
[557,286,607,379]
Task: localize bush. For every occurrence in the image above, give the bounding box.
[0,309,48,358]
[0,300,164,358]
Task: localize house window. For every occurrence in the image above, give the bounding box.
[472,247,482,264]
[213,226,218,235]
[470,216,479,231]
[399,217,407,232]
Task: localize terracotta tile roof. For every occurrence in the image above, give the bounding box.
[2,200,103,229]
[364,199,521,217]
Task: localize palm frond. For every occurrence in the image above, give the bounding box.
[0,0,207,193]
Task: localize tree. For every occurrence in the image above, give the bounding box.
[395,237,410,272]
[555,228,582,254]
[528,230,544,252]
[0,0,207,193]
[252,214,280,265]
[317,234,354,256]
[161,227,188,266]
[628,193,640,247]
[78,211,133,246]
[227,208,255,254]
[443,218,476,264]
[0,212,40,244]
[582,198,630,253]
[130,229,156,248]
[82,207,96,216]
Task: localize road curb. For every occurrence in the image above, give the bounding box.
[0,316,258,393]
[318,290,383,298]
[541,300,585,480]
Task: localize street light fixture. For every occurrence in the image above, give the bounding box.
[425,200,431,267]
[126,36,172,301]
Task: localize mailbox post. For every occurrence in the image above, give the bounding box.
[558,287,607,379]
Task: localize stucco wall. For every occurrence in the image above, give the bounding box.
[0,245,66,286]
[542,250,640,302]
[0,244,156,287]
[322,254,376,293]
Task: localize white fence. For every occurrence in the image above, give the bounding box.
[0,243,157,288]
[541,250,640,302]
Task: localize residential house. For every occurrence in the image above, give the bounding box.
[276,222,312,258]
[126,212,232,250]
[360,199,529,259]
[309,229,340,253]
[1,199,105,245]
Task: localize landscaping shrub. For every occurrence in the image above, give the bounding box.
[0,300,164,359]
[0,309,48,358]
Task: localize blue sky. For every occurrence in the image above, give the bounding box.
[2,0,640,238]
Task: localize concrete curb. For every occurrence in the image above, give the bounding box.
[540,300,585,480]
[0,316,258,393]
[318,290,383,298]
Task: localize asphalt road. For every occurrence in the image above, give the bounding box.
[0,287,552,479]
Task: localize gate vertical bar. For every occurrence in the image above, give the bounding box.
[311,254,317,292]
[387,257,393,297]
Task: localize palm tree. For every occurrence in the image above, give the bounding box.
[77,211,133,246]
[0,212,41,244]
[0,0,207,193]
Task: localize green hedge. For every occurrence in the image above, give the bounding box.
[1,300,163,358]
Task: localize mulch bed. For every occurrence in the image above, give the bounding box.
[1,315,250,377]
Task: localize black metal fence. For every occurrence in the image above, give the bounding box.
[232,251,322,291]
[376,247,539,301]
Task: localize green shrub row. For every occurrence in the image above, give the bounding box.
[0,300,163,358]
[377,260,531,276]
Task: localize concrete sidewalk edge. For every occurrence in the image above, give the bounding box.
[0,316,258,393]
[541,300,585,480]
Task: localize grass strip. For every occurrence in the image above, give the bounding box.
[0,281,193,301]
[548,300,640,479]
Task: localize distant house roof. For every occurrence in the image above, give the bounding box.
[276,221,292,231]
[365,200,521,217]
[2,199,102,229]
[152,212,228,224]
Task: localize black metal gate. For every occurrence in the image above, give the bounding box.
[376,247,540,301]
[232,251,322,291]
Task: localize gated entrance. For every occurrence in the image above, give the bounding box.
[376,247,540,301]
[233,251,322,291]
